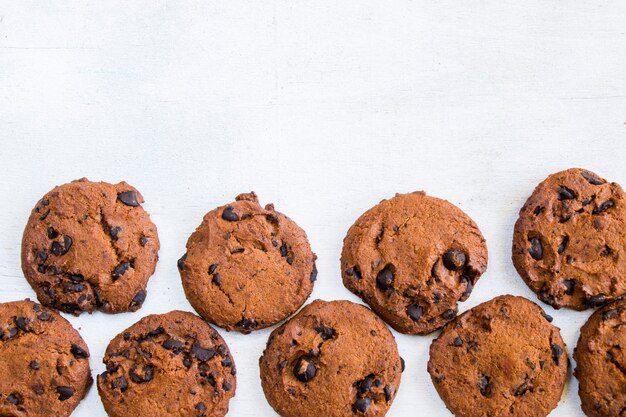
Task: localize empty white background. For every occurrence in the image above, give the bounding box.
[1,1,626,416]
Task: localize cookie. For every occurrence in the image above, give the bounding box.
[259,299,402,417]
[97,310,236,417]
[574,297,626,416]
[427,295,568,417]
[512,168,626,310]
[21,178,160,315]
[179,192,317,333]
[341,191,488,335]
[0,299,92,417]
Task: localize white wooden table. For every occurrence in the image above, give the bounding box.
[1,2,626,416]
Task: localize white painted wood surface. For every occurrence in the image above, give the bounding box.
[1,2,626,416]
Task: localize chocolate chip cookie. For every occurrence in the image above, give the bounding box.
[428,295,568,417]
[512,168,626,310]
[21,178,160,315]
[179,192,317,333]
[574,297,626,416]
[97,310,236,417]
[260,299,402,417]
[0,299,92,416]
[341,191,488,335]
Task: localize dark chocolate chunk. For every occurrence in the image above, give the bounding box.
[111,376,128,392]
[528,237,543,260]
[557,186,576,200]
[310,263,318,282]
[71,344,89,359]
[557,236,569,254]
[353,397,371,413]
[130,290,146,307]
[6,393,21,405]
[442,249,467,271]
[15,316,32,332]
[478,375,493,397]
[221,206,239,222]
[563,279,575,295]
[162,338,184,351]
[407,305,423,321]
[51,235,73,256]
[117,191,140,207]
[192,342,216,362]
[109,226,122,240]
[177,253,187,271]
[293,356,316,382]
[112,262,131,280]
[56,386,75,401]
[551,343,563,366]
[593,200,615,214]
[376,266,394,291]
[581,171,605,185]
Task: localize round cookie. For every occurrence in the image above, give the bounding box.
[427,295,568,417]
[574,297,626,417]
[341,191,488,335]
[21,178,160,315]
[512,168,626,310]
[259,299,402,417]
[179,192,317,333]
[97,310,236,417]
[0,299,92,417]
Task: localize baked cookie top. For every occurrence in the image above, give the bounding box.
[574,297,626,417]
[97,310,236,417]
[21,178,160,315]
[512,168,626,310]
[428,295,568,417]
[260,299,402,417]
[0,299,92,417]
[179,192,317,333]
[341,191,488,334]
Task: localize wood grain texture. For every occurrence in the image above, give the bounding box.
[1,1,626,416]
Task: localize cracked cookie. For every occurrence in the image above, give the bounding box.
[0,299,92,416]
[428,295,568,417]
[512,168,626,310]
[97,310,236,417]
[341,191,488,335]
[259,299,402,417]
[574,297,626,416]
[179,192,317,333]
[21,178,160,315]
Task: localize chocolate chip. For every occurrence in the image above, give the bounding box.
[601,245,612,257]
[559,279,575,296]
[442,249,466,271]
[407,305,423,321]
[177,253,187,271]
[400,357,405,372]
[51,235,73,256]
[551,343,563,366]
[192,342,216,362]
[478,375,493,397]
[71,344,89,359]
[222,206,239,221]
[236,318,256,332]
[109,226,122,240]
[514,377,530,396]
[581,171,605,185]
[41,199,49,206]
[6,393,21,405]
[279,242,289,257]
[195,402,206,412]
[533,206,545,215]
[183,353,192,369]
[56,386,74,401]
[208,263,219,275]
[37,312,51,321]
[353,397,371,413]
[223,381,232,391]
[15,316,31,332]
[557,186,576,200]
[29,360,40,370]
[384,385,392,401]
[593,200,614,214]
[376,266,394,291]
[278,360,287,370]
[130,290,146,307]
[293,356,316,382]
[603,309,619,321]
[442,309,457,320]
[310,263,318,282]
[117,191,140,207]
[111,376,128,392]
[162,338,184,352]
[586,294,608,307]
[129,364,153,383]
[452,336,463,346]
[139,235,149,246]
[315,324,335,340]
[63,283,84,293]
[557,236,569,254]
[212,273,222,286]
[345,266,362,280]
[528,237,543,260]
[358,375,375,394]
[68,274,84,283]
[47,227,59,239]
[542,313,553,322]
[39,209,50,220]
[221,356,233,367]
[113,262,131,280]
